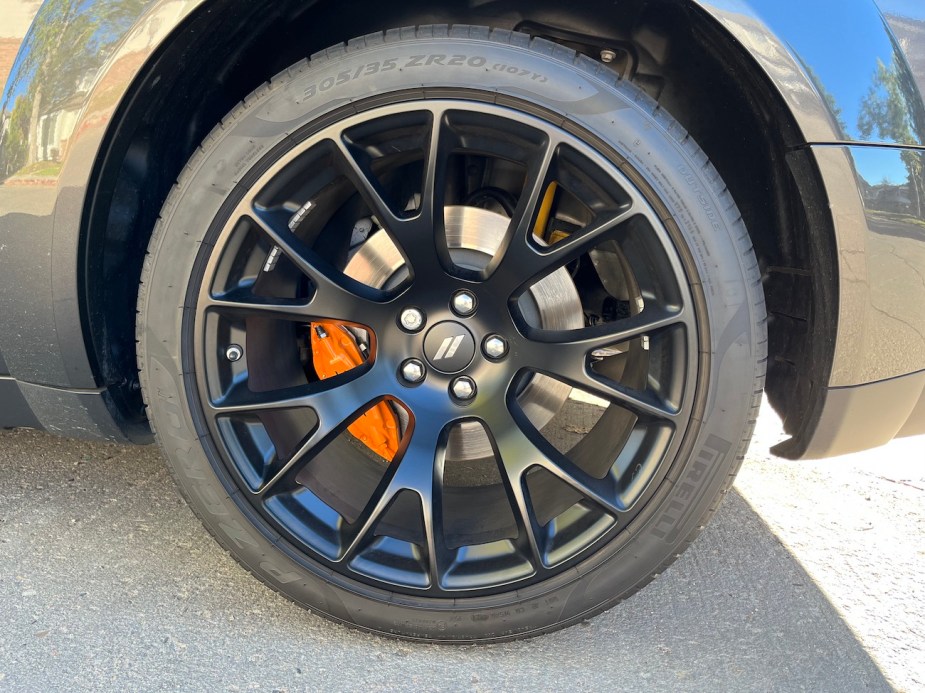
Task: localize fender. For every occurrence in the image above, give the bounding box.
[1,0,923,450]
[698,0,925,145]
[0,0,200,440]
[0,0,199,390]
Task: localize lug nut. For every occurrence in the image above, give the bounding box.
[400,307,425,332]
[225,344,244,362]
[450,376,476,401]
[400,359,426,384]
[483,335,508,359]
[451,291,477,316]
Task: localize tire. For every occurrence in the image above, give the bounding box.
[137,25,766,642]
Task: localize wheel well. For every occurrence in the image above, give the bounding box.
[84,0,836,453]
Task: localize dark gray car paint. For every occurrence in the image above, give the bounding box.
[0,0,924,454]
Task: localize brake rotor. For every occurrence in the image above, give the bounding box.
[344,205,583,462]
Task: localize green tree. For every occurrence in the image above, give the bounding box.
[805,64,848,137]
[858,58,924,217]
[1,0,145,173]
[2,94,33,176]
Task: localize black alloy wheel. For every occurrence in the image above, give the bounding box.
[138,26,766,641]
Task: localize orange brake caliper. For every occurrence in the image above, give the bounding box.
[310,323,399,461]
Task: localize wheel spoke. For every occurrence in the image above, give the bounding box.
[202,290,312,322]
[491,205,639,298]
[330,136,403,231]
[596,380,677,422]
[485,136,558,285]
[246,375,383,496]
[487,407,626,517]
[338,458,404,562]
[208,381,318,416]
[247,206,386,323]
[539,206,640,269]
[417,421,452,586]
[208,368,375,420]
[341,415,452,587]
[526,305,686,352]
[336,110,454,277]
[395,109,455,274]
[536,357,678,422]
[418,109,451,229]
[518,305,684,422]
[485,427,545,570]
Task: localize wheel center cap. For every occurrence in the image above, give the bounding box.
[423,321,476,373]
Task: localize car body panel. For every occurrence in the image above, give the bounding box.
[797,368,925,458]
[701,0,925,146]
[811,144,925,386]
[0,378,41,429]
[881,2,925,101]
[1,0,197,392]
[1,0,924,454]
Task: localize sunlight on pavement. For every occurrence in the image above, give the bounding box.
[736,399,925,692]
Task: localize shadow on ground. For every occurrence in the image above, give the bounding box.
[0,429,890,691]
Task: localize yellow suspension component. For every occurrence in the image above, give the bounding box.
[310,323,400,461]
[533,181,559,242]
[533,181,571,245]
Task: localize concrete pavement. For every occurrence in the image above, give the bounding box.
[0,402,921,691]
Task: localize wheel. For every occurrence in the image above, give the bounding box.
[137,25,766,642]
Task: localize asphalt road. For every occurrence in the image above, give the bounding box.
[0,401,922,692]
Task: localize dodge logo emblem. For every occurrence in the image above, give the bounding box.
[423,322,476,373]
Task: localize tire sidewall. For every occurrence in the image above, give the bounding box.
[140,31,762,641]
